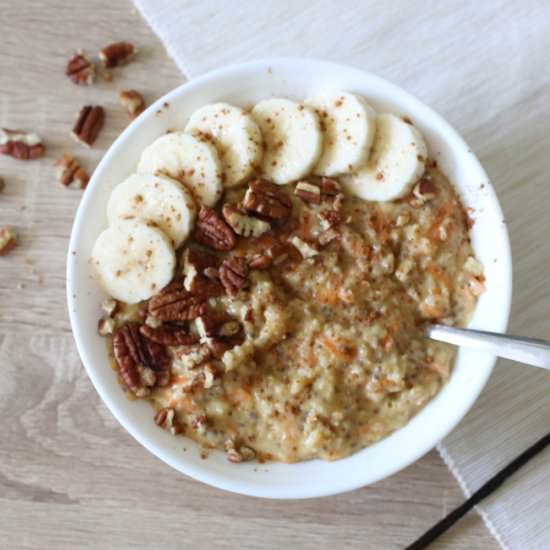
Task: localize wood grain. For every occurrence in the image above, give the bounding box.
[0,1,496,548]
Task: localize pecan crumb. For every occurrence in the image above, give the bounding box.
[295,181,321,204]
[224,439,256,463]
[71,105,105,147]
[243,179,292,219]
[0,128,45,160]
[119,89,145,119]
[154,407,184,435]
[55,153,89,188]
[222,203,271,237]
[0,226,17,256]
[194,206,236,251]
[99,41,136,68]
[318,227,340,246]
[65,50,95,85]
[219,256,249,296]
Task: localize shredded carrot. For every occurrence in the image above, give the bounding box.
[321,337,357,359]
[427,201,453,241]
[170,374,189,385]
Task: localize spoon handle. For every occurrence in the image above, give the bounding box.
[428,325,550,369]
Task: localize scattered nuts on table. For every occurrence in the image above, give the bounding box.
[0,128,45,160]
[55,153,89,188]
[71,105,105,147]
[99,41,136,68]
[65,50,95,85]
[0,226,17,256]
[118,89,145,119]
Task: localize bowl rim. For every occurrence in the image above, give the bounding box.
[67,57,512,499]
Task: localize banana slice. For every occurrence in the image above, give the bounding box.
[137,131,223,206]
[252,98,322,185]
[185,102,262,188]
[92,219,175,304]
[306,91,376,176]
[107,173,196,248]
[341,114,427,201]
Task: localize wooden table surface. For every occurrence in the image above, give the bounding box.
[0,1,497,548]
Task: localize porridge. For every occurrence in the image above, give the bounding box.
[92,92,485,463]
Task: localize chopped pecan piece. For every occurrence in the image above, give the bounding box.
[289,236,319,259]
[55,153,89,188]
[195,312,245,358]
[219,256,248,297]
[224,439,256,463]
[319,209,344,229]
[118,89,145,119]
[189,414,208,434]
[99,41,136,68]
[98,317,116,336]
[71,105,105,147]
[318,227,340,246]
[140,324,198,346]
[319,177,341,195]
[267,243,290,265]
[101,298,120,317]
[295,181,321,204]
[0,226,17,256]
[148,282,207,321]
[0,129,45,160]
[222,204,271,237]
[194,206,236,251]
[243,179,292,219]
[332,192,345,211]
[65,50,95,85]
[411,176,436,206]
[248,253,272,270]
[182,247,224,296]
[154,407,184,435]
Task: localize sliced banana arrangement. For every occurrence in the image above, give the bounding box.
[107,173,196,248]
[92,219,176,304]
[92,92,431,302]
[341,113,427,201]
[185,102,262,188]
[306,90,376,177]
[252,98,322,184]
[137,131,223,207]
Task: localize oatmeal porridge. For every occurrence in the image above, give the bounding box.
[92,92,485,463]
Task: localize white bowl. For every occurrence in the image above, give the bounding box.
[67,58,512,499]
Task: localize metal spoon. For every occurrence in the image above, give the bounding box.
[427,325,550,370]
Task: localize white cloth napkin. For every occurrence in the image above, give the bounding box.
[134,1,550,547]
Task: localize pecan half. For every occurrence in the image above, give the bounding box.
[99,41,136,68]
[219,256,248,297]
[55,153,89,188]
[222,204,271,237]
[65,50,95,85]
[140,324,198,346]
[0,226,17,256]
[113,322,171,392]
[194,206,236,251]
[118,89,145,119]
[182,247,224,297]
[295,181,321,204]
[0,129,45,160]
[112,323,146,395]
[148,282,207,321]
[195,312,245,358]
[71,105,105,147]
[243,179,292,219]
